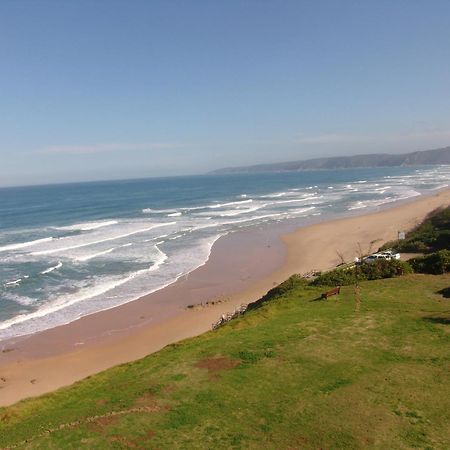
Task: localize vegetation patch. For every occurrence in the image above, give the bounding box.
[195,356,240,375]
[381,206,450,253]
[311,259,412,286]
[409,249,450,274]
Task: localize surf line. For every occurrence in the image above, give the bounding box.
[32,222,176,256]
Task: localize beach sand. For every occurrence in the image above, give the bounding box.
[0,188,449,407]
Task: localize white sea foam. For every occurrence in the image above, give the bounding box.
[259,192,287,198]
[142,208,178,214]
[2,293,34,306]
[0,237,53,253]
[269,196,323,205]
[41,262,62,274]
[0,247,168,333]
[431,184,449,190]
[0,238,218,338]
[167,212,182,217]
[348,197,397,210]
[31,222,176,256]
[222,212,285,225]
[143,233,170,242]
[75,248,117,262]
[396,190,421,200]
[5,279,22,287]
[0,274,147,331]
[196,204,268,217]
[144,200,254,214]
[149,245,168,271]
[287,206,316,215]
[206,199,253,209]
[72,242,133,262]
[54,220,118,231]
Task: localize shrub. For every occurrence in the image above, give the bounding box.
[362,259,412,280]
[267,274,308,298]
[311,268,360,287]
[409,250,450,275]
[380,206,450,254]
[311,260,412,287]
[434,230,450,251]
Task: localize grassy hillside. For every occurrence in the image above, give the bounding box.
[1,274,449,449]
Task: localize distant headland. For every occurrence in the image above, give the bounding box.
[210,145,450,174]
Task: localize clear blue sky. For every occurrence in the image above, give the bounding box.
[1,0,450,186]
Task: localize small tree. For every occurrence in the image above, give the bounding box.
[336,250,346,266]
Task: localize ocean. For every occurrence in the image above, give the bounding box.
[1,165,449,341]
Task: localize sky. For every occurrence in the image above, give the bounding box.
[1,0,450,186]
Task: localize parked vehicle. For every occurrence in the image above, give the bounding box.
[363,250,401,263]
[379,250,401,260]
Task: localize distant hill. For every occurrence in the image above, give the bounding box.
[210,146,450,174]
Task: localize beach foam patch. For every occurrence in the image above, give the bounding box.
[0,237,54,253]
[41,262,63,274]
[54,220,118,231]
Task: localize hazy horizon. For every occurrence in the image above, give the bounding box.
[1,1,450,186]
[0,144,447,189]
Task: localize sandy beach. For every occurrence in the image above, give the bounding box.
[1,188,449,407]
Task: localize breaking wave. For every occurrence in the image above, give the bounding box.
[0,237,53,253]
[41,261,63,274]
[54,220,118,231]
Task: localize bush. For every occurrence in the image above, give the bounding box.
[363,259,413,280]
[311,268,360,287]
[380,206,450,254]
[434,230,450,251]
[409,250,450,275]
[311,260,412,287]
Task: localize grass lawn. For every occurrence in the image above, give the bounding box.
[1,274,449,449]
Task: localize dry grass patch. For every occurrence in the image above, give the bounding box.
[195,356,240,378]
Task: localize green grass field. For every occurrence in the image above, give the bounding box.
[1,274,449,449]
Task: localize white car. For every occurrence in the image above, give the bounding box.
[364,251,400,263]
[379,250,401,260]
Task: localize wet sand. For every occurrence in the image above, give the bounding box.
[0,188,449,406]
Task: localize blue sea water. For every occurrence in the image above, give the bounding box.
[0,165,449,340]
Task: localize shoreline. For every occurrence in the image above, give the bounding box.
[0,188,449,406]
